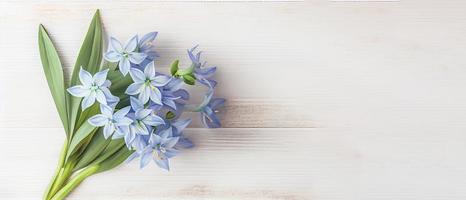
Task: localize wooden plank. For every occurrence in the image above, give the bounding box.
[2,128,466,200]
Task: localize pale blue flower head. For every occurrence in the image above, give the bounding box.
[128,131,179,170]
[125,61,171,104]
[88,104,133,139]
[104,35,147,76]
[120,97,165,148]
[158,118,193,149]
[188,45,217,87]
[139,32,158,60]
[192,89,225,128]
[67,68,118,110]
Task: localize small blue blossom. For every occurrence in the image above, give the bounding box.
[117,97,165,148]
[139,32,158,60]
[125,61,171,104]
[188,89,225,128]
[188,45,217,87]
[67,68,118,110]
[128,131,179,170]
[158,118,193,148]
[88,104,133,138]
[104,35,147,76]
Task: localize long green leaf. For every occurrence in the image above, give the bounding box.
[66,121,98,158]
[68,10,103,136]
[96,146,133,173]
[73,130,112,171]
[87,139,127,168]
[38,25,70,136]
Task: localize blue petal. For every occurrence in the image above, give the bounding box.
[202,110,221,128]
[195,66,216,77]
[149,88,162,105]
[95,90,107,105]
[114,106,131,119]
[143,115,165,126]
[125,82,143,95]
[104,51,121,62]
[152,75,171,87]
[172,119,191,132]
[162,99,177,110]
[144,62,156,78]
[159,127,173,137]
[129,52,147,64]
[79,68,93,87]
[116,117,133,126]
[139,32,157,48]
[164,137,179,149]
[129,68,146,83]
[67,86,90,97]
[154,157,170,171]
[110,37,123,53]
[210,98,226,110]
[103,124,115,139]
[130,96,144,111]
[88,114,108,127]
[100,104,113,117]
[125,151,140,163]
[140,151,152,168]
[149,134,162,144]
[124,35,138,52]
[139,86,151,104]
[125,131,136,148]
[93,69,109,86]
[176,137,194,149]
[119,57,131,76]
[136,109,152,120]
[173,89,189,100]
[81,92,96,110]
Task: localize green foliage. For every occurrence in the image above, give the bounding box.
[40,10,134,200]
[68,10,103,136]
[38,25,70,136]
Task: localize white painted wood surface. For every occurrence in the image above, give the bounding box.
[2,1,466,199]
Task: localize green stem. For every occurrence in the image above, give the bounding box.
[47,161,75,199]
[44,141,69,200]
[50,165,99,200]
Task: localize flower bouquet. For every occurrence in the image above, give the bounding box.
[39,10,225,200]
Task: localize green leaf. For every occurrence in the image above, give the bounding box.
[66,121,98,159]
[38,24,70,136]
[89,139,126,166]
[183,74,196,85]
[96,146,133,173]
[68,10,103,136]
[170,60,179,76]
[73,129,112,171]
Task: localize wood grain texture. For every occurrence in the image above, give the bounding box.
[2,0,466,199]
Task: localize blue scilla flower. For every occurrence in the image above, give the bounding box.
[187,45,217,88]
[133,32,159,71]
[117,97,165,147]
[139,32,158,60]
[67,68,118,110]
[188,89,225,128]
[88,104,133,139]
[158,118,193,149]
[149,78,189,111]
[104,35,147,76]
[128,131,179,170]
[125,61,171,104]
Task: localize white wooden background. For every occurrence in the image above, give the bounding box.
[2,0,466,199]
